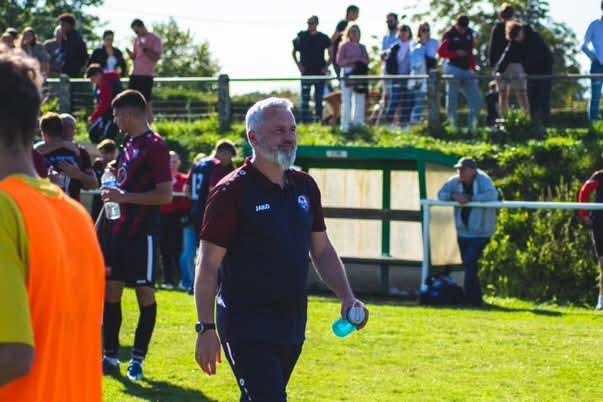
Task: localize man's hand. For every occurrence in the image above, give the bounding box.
[456,49,468,57]
[57,160,83,180]
[195,331,221,376]
[582,216,593,226]
[341,297,369,330]
[101,187,127,203]
[297,63,305,74]
[452,193,471,204]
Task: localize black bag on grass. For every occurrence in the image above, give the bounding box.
[419,271,464,306]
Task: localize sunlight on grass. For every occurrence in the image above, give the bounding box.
[103,291,603,402]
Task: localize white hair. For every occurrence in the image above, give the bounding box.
[59,113,76,127]
[245,97,294,134]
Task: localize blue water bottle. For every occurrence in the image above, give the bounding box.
[332,305,366,338]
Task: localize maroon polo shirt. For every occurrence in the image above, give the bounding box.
[200,158,326,344]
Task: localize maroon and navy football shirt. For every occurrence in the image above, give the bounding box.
[113,131,171,237]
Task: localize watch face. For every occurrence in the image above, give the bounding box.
[195,322,204,333]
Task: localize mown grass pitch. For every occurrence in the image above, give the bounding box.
[103,291,603,401]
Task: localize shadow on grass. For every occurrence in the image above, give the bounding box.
[108,371,216,402]
[111,346,217,402]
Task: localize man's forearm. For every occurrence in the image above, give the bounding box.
[313,245,354,301]
[195,262,219,322]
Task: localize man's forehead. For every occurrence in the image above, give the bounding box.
[263,108,295,125]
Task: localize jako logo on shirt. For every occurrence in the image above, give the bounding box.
[298,195,310,212]
[255,203,270,212]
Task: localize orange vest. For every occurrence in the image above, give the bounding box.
[0,177,105,402]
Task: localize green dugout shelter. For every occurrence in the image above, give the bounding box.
[291,145,463,294]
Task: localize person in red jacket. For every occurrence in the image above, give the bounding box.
[86,63,123,142]
[578,169,603,310]
[438,15,482,131]
[159,150,191,290]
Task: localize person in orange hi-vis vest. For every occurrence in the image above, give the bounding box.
[0,51,105,401]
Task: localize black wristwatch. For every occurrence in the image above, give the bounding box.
[195,322,216,334]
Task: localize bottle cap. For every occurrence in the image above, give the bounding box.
[347,305,366,325]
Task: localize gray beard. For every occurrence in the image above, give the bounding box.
[256,144,297,170]
[275,148,297,170]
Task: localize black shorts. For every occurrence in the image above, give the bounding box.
[592,222,603,258]
[104,233,158,287]
[129,75,154,102]
[222,341,303,402]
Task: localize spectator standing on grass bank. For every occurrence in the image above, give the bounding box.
[88,30,128,75]
[495,21,529,116]
[522,23,553,127]
[18,28,49,79]
[57,13,88,78]
[158,151,191,290]
[128,19,162,103]
[408,23,439,125]
[488,4,515,70]
[378,12,399,122]
[332,5,359,78]
[582,3,603,122]
[337,24,369,132]
[43,26,64,78]
[0,50,104,402]
[437,157,498,307]
[99,90,172,382]
[292,15,332,124]
[182,140,236,293]
[194,97,368,401]
[438,15,482,131]
[578,166,603,311]
[384,24,413,128]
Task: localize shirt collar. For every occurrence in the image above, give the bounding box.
[243,157,295,191]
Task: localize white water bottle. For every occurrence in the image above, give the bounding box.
[101,170,121,220]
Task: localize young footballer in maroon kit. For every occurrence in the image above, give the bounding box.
[100,90,172,380]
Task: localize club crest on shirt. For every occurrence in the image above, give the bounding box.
[297,195,310,212]
[117,167,127,185]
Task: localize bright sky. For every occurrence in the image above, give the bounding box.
[92,0,593,92]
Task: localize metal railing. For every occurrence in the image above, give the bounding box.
[44,72,599,132]
[419,199,603,292]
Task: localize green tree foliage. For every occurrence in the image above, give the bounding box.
[415,0,582,107]
[0,0,104,42]
[152,18,220,77]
